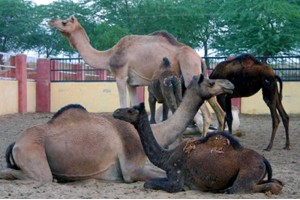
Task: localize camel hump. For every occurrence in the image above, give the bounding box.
[48,104,87,123]
[200,131,243,150]
[234,53,260,64]
[5,142,20,170]
[150,30,183,46]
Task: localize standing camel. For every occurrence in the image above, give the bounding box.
[148,57,182,124]
[0,75,234,183]
[48,15,226,134]
[209,54,289,151]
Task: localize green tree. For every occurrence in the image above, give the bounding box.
[0,0,38,52]
[212,0,300,56]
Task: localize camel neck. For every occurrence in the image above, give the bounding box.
[69,30,112,70]
[151,89,203,147]
[134,109,171,170]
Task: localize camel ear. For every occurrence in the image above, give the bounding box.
[139,102,145,111]
[198,74,204,84]
[70,15,76,23]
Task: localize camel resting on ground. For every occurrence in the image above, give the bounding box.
[209,54,289,150]
[113,103,283,194]
[48,15,226,135]
[0,75,234,183]
[148,57,182,124]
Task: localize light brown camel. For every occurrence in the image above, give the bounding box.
[0,75,234,183]
[48,15,226,135]
[113,103,283,194]
[148,57,182,124]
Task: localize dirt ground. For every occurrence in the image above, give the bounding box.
[0,112,299,199]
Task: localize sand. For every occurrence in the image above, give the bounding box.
[0,112,299,199]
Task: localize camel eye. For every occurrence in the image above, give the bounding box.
[209,82,215,87]
[128,109,135,114]
[62,21,67,26]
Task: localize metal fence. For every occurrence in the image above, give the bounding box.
[50,58,115,82]
[50,56,300,82]
[203,55,300,81]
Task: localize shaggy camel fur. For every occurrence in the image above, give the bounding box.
[209,54,289,151]
[113,103,283,194]
[148,57,182,123]
[48,15,226,135]
[0,75,234,183]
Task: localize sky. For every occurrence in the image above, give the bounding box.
[32,0,54,5]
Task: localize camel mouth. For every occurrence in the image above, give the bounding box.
[224,88,234,94]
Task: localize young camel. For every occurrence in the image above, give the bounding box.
[209,54,289,151]
[48,15,226,135]
[0,75,234,183]
[113,103,283,194]
[148,57,182,124]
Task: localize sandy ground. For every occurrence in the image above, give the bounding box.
[0,112,299,199]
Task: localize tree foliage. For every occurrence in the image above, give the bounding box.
[0,0,299,57]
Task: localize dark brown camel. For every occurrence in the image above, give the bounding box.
[148,57,182,123]
[113,103,283,194]
[209,54,289,151]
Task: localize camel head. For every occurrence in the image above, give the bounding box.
[189,74,234,100]
[48,15,90,48]
[113,103,146,125]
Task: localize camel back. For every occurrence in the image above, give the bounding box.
[48,104,87,123]
[150,30,184,47]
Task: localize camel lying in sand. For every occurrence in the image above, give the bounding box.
[148,57,182,123]
[48,15,226,135]
[113,103,283,194]
[0,75,234,183]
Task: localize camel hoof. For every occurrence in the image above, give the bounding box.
[283,146,290,150]
[264,146,272,151]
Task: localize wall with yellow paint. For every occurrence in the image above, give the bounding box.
[241,82,300,114]
[27,82,36,112]
[51,81,300,115]
[51,82,130,113]
[0,80,18,115]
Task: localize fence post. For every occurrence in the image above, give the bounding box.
[15,54,27,113]
[36,59,51,112]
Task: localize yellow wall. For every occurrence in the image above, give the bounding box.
[241,82,300,114]
[0,80,18,115]
[51,82,129,112]
[27,82,36,112]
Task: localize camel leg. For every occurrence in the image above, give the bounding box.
[262,91,280,151]
[144,173,184,193]
[148,93,157,124]
[207,96,226,130]
[276,98,290,150]
[225,160,266,194]
[116,76,129,107]
[224,96,233,134]
[199,102,212,136]
[252,179,283,194]
[127,85,138,106]
[6,144,53,183]
[162,103,169,121]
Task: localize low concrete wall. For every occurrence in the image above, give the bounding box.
[0,80,36,115]
[51,82,128,112]
[0,80,18,115]
[241,82,299,114]
[51,81,299,114]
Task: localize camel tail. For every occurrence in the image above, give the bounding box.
[5,142,20,170]
[263,157,272,182]
[275,75,283,101]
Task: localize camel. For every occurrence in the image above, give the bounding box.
[113,103,283,194]
[148,57,182,123]
[209,54,290,151]
[0,75,234,183]
[48,15,226,135]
